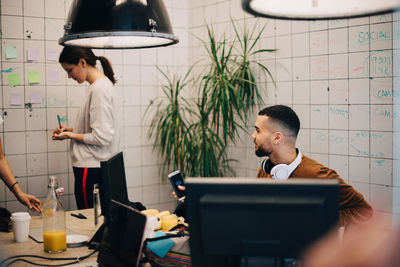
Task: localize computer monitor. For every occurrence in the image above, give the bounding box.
[99,152,130,217]
[185,178,339,267]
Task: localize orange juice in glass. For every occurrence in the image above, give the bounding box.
[43,229,67,253]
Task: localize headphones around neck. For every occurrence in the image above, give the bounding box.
[261,149,302,180]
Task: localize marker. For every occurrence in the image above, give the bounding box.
[57,115,62,129]
[71,213,87,219]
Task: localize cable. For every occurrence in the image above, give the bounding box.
[1,249,98,267]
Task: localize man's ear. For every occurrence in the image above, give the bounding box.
[79,58,87,67]
[273,132,284,144]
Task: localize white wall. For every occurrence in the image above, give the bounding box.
[188,0,399,220]
[0,0,399,221]
[0,0,188,213]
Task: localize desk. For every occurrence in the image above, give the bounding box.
[0,209,101,266]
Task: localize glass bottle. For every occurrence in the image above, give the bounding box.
[42,176,67,253]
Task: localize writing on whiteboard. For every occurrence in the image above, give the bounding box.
[349,131,385,157]
[358,31,391,45]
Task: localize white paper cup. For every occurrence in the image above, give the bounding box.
[11,212,31,242]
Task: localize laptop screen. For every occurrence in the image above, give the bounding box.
[97,199,147,267]
[99,152,130,217]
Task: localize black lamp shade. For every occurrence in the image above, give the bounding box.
[59,0,179,49]
[242,0,399,20]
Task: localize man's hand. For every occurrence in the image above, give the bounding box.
[172,185,186,202]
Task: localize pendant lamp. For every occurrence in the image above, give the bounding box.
[242,0,399,20]
[59,0,178,49]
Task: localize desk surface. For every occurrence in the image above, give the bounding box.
[0,209,101,266]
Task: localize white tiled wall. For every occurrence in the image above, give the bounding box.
[0,1,399,220]
[187,0,400,219]
[0,0,186,213]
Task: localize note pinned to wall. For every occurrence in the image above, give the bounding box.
[28,71,40,84]
[27,48,38,61]
[7,73,21,87]
[46,48,58,62]
[10,93,22,106]
[5,46,17,59]
[47,69,59,83]
[30,91,42,104]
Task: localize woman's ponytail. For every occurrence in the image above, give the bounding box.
[98,56,116,85]
[59,46,116,85]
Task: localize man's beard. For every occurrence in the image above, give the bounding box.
[255,147,271,157]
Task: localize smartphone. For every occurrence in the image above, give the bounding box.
[168,170,185,200]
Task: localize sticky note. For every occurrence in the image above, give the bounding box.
[7,73,20,87]
[30,92,42,104]
[5,46,17,59]
[10,93,22,106]
[27,48,38,61]
[146,230,175,258]
[46,48,58,62]
[28,71,40,84]
[47,69,59,83]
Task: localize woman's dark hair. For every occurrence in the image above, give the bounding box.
[59,46,116,84]
[258,105,300,137]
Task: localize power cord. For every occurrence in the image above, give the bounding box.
[0,248,98,267]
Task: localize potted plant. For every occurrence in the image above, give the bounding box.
[147,20,276,177]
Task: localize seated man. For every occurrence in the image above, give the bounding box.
[252,105,373,226]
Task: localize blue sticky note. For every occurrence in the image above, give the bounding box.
[147,230,175,258]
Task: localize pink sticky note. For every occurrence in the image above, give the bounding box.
[27,48,38,61]
[30,91,42,104]
[46,48,58,62]
[47,69,59,83]
[10,93,22,106]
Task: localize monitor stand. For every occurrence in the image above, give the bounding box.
[87,223,105,250]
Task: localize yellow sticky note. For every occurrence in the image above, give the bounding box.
[7,73,20,87]
[28,71,40,84]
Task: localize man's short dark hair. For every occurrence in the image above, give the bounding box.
[258,105,300,137]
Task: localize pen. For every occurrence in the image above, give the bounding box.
[71,213,87,219]
[57,115,62,129]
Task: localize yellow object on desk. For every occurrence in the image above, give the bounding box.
[160,214,179,232]
[43,230,67,253]
[141,209,159,216]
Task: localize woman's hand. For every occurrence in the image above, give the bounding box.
[52,125,73,140]
[15,191,42,213]
[52,131,74,140]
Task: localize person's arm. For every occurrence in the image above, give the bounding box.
[337,178,374,226]
[54,86,114,146]
[83,86,114,147]
[316,166,373,226]
[0,138,41,212]
[53,131,84,143]
[291,157,373,226]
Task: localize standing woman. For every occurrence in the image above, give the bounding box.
[52,47,119,210]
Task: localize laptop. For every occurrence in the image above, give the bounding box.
[97,199,147,267]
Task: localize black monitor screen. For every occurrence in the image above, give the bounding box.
[99,152,129,217]
[185,178,339,267]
